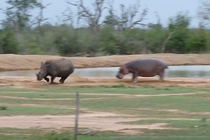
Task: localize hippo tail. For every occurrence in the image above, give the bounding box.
[165,65,169,69]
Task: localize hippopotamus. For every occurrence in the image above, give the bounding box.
[36,58,74,84]
[116,58,168,83]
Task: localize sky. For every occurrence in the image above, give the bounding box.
[0,0,202,28]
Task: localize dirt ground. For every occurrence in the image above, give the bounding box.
[0,112,181,135]
[1,53,210,135]
[1,53,210,71]
[1,76,210,88]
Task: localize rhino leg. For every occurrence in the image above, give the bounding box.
[59,76,68,84]
[44,77,49,83]
[50,76,56,84]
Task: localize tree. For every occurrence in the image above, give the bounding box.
[103,0,118,29]
[2,0,41,32]
[165,12,191,53]
[116,0,148,31]
[67,0,106,32]
[103,15,118,29]
[31,0,50,42]
[197,0,210,27]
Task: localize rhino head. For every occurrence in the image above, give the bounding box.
[36,62,48,81]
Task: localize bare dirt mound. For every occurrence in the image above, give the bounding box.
[1,53,210,71]
[1,76,210,88]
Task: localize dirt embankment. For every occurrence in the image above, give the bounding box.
[1,53,210,71]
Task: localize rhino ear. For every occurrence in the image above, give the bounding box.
[45,63,50,67]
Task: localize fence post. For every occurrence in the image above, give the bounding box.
[74,92,80,140]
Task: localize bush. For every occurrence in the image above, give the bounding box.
[186,25,208,53]
[145,25,169,53]
[0,106,7,110]
[0,30,18,54]
[165,12,191,53]
[115,29,144,54]
[99,27,117,55]
[54,27,82,56]
[18,42,44,54]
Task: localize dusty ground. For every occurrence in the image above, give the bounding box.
[0,112,181,135]
[1,53,210,135]
[1,76,210,88]
[1,53,210,71]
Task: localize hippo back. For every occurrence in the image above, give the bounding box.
[45,58,74,77]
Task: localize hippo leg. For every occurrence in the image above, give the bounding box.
[50,76,56,84]
[158,71,165,81]
[59,76,68,84]
[132,72,138,83]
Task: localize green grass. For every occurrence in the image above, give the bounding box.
[0,92,111,98]
[0,87,43,92]
[1,85,209,95]
[0,105,75,115]
[79,93,210,113]
[27,85,210,95]
[123,119,210,128]
[1,85,210,138]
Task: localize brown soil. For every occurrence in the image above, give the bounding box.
[1,76,210,88]
[0,112,180,135]
[1,53,210,71]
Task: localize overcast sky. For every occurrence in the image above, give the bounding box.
[0,0,202,28]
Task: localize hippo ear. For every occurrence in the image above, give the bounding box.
[121,65,127,69]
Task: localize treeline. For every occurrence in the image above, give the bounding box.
[0,0,210,56]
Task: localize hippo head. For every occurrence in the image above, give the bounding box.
[36,62,48,81]
[116,65,130,79]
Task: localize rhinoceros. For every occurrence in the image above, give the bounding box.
[36,58,74,84]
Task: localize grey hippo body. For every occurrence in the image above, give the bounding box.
[116,58,168,83]
[36,58,74,84]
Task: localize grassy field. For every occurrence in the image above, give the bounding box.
[0,85,210,140]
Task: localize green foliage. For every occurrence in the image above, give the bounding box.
[145,25,168,53]
[99,27,117,54]
[103,15,118,28]
[186,24,208,53]
[54,27,82,56]
[2,0,210,55]
[114,29,144,54]
[0,106,7,110]
[166,12,191,53]
[18,41,43,54]
[5,0,41,30]
[0,30,18,54]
